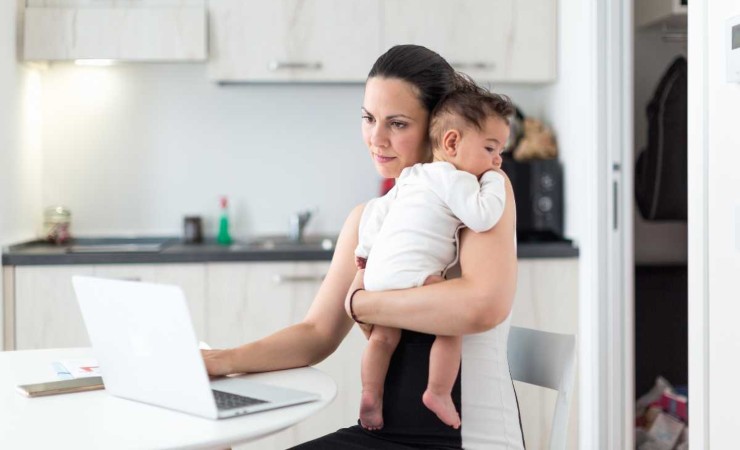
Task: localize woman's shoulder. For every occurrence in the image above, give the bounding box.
[401,161,453,178]
[346,203,367,230]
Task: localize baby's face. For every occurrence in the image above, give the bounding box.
[453,116,510,178]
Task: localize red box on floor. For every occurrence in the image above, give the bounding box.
[658,390,688,423]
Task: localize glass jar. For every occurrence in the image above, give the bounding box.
[43,206,72,245]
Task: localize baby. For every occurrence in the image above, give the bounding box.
[354,84,514,430]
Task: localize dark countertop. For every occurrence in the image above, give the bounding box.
[2,236,578,266]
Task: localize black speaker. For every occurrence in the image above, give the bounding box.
[501,157,564,241]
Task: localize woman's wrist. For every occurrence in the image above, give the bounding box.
[349,288,366,324]
[220,347,238,375]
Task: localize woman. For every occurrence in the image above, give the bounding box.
[203,45,523,449]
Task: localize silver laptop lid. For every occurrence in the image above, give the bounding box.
[72,276,219,419]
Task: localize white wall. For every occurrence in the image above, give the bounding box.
[539,3,594,248]
[1,1,41,246]
[539,0,598,448]
[35,64,547,240]
[706,0,740,444]
[1,0,43,350]
[39,65,376,238]
[633,28,688,264]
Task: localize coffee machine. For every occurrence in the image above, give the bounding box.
[501,155,565,242]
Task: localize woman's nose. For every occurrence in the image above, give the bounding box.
[370,126,389,148]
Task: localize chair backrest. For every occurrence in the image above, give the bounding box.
[507,326,576,450]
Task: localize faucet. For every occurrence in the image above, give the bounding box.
[288,209,315,243]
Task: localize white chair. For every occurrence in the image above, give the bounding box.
[507,326,576,450]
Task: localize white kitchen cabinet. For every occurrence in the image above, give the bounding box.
[14,265,95,350]
[382,0,557,83]
[208,0,381,82]
[207,261,365,450]
[12,263,207,350]
[510,258,579,449]
[23,0,207,61]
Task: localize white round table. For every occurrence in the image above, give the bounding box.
[0,348,336,449]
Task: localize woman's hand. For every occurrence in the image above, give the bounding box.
[201,349,236,377]
[345,270,374,338]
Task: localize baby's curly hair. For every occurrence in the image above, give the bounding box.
[429,75,514,161]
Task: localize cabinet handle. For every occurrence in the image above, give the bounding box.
[273,274,326,284]
[268,61,323,71]
[100,276,141,282]
[450,62,496,71]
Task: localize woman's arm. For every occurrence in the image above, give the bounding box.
[349,174,517,336]
[203,204,364,376]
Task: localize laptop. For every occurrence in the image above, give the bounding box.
[72,275,320,420]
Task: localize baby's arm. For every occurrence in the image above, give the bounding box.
[432,167,506,233]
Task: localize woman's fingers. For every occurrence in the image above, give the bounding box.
[201,349,233,376]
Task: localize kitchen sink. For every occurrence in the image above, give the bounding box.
[233,235,335,251]
[64,237,175,254]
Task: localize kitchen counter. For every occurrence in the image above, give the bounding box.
[1,237,579,266]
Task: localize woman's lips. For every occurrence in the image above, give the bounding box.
[374,153,396,163]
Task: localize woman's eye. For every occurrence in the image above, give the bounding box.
[362,115,374,123]
[486,147,495,153]
[390,121,407,129]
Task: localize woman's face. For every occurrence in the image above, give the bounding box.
[362,77,430,179]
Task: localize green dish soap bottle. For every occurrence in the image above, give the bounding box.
[217,196,232,245]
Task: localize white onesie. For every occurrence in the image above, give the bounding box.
[355,161,506,292]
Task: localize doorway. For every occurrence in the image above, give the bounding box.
[631,2,689,448]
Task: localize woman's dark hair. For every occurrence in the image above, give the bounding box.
[368,45,464,114]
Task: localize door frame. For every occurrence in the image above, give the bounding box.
[590,0,635,448]
[687,0,709,447]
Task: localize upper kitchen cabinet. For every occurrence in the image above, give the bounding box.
[208,0,381,82]
[23,0,208,62]
[382,0,557,83]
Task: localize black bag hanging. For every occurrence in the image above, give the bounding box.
[635,56,688,221]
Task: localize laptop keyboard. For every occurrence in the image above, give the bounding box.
[212,389,269,410]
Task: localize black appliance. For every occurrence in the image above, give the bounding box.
[501,156,564,241]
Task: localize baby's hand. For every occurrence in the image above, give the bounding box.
[355,256,367,270]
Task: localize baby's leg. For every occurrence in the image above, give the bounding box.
[418,274,462,428]
[360,325,401,430]
[423,335,463,429]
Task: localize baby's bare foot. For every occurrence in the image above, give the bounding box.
[359,391,384,430]
[422,389,461,429]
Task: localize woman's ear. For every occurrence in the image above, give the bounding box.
[442,129,461,157]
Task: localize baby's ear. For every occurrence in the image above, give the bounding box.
[442,129,461,157]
